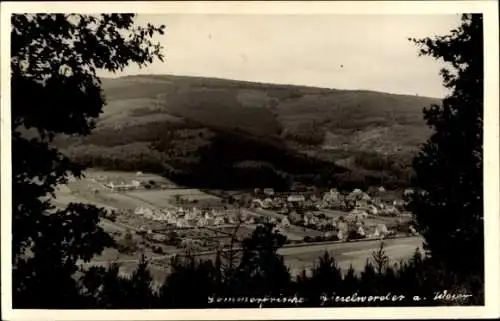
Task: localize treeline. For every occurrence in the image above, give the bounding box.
[62,122,349,190]
[354,151,414,176]
[16,223,483,309]
[152,126,349,190]
[282,121,327,145]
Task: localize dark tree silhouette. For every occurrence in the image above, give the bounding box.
[157,255,216,308]
[233,223,291,295]
[371,242,389,275]
[11,13,165,308]
[127,254,156,308]
[310,251,342,295]
[342,264,359,294]
[408,14,484,279]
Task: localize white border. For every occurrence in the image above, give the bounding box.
[1,1,499,320]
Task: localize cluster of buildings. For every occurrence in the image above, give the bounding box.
[105,180,142,191]
[250,187,416,241]
[92,172,170,191]
[251,187,409,217]
[133,206,255,228]
[270,213,395,241]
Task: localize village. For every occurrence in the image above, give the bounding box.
[79,170,417,256]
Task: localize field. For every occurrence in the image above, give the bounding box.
[55,170,221,210]
[81,236,423,285]
[170,236,423,280]
[279,236,423,276]
[125,188,220,208]
[86,169,173,182]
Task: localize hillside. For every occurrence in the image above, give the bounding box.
[97,74,439,152]
[58,74,441,190]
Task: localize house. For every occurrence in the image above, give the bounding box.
[197,217,208,227]
[280,217,291,228]
[184,211,197,221]
[348,209,368,221]
[148,233,165,242]
[400,212,413,219]
[337,229,347,241]
[393,199,405,207]
[361,193,371,202]
[372,199,385,209]
[176,219,188,228]
[274,226,286,235]
[337,220,348,231]
[180,239,196,248]
[135,206,153,216]
[357,226,366,237]
[287,195,306,203]
[251,199,265,209]
[367,205,379,215]
[227,215,236,224]
[309,216,319,226]
[262,198,274,209]
[373,224,389,238]
[383,205,399,216]
[214,217,225,226]
[323,189,341,202]
[263,188,275,196]
[288,211,302,224]
[324,231,334,238]
[107,179,141,191]
[404,188,414,196]
[351,188,363,196]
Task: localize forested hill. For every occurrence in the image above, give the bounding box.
[57,74,441,190]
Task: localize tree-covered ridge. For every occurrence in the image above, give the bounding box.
[10,13,484,308]
[56,72,440,191]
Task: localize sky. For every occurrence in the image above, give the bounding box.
[99,14,462,98]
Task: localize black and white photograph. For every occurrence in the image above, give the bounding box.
[1,1,499,319]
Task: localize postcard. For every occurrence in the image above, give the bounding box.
[1,1,499,320]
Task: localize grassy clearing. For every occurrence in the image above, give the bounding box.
[124,188,220,208]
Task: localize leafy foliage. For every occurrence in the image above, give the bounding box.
[408,14,484,277]
[232,223,291,295]
[11,13,165,307]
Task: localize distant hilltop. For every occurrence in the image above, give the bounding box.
[57,73,441,190]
